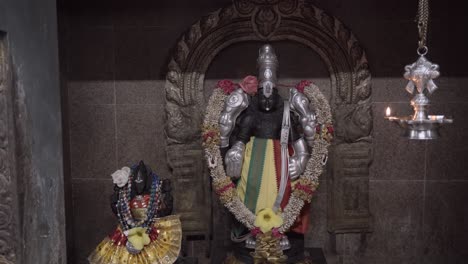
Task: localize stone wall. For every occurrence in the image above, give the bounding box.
[58,0,468,263]
[0,0,65,263]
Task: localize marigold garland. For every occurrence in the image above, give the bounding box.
[202,81,332,233]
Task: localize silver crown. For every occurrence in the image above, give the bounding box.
[257,44,279,98]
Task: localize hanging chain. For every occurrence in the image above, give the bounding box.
[416,0,429,54]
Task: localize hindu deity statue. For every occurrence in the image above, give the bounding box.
[218,44,318,262]
[88,160,182,264]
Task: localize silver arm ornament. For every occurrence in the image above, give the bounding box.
[289,88,316,146]
[225,141,245,179]
[288,138,309,180]
[219,88,249,148]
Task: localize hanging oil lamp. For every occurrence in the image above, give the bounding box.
[385,0,452,139]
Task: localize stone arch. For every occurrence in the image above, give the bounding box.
[164,0,373,249]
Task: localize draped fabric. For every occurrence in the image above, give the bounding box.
[88,215,182,264]
[236,137,309,234]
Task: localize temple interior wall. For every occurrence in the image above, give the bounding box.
[57,0,468,263]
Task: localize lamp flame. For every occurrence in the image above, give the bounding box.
[386,107,391,117]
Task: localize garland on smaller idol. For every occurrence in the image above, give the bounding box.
[202,77,333,235]
[116,169,162,232]
[113,165,163,254]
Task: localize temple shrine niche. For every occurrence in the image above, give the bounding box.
[1,0,465,263]
[164,0,372,261]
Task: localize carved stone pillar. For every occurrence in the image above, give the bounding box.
[328,142,373,233]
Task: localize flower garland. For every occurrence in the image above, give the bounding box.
[203,79,333,233]
[114,166,163,253]
[116,167,162,233]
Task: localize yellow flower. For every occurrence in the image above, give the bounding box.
[254,208,283,233]
[127,227,150,251]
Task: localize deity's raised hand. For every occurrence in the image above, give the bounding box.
[225,141,245,178]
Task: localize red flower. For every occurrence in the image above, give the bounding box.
[315,124,322,134]
[239,75,258,95]
[295,183,313,194]
[215,182,235,195]
[272,228,282,238]
[295,80,312,93]
[109,228,128,246]
[250,227,262,237]
[149,227,159,242]
[327,126,334,135]
[217,79,236,94]
[203,131,216,142]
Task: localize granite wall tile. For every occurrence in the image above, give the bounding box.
[429,78,468,104]
[68,81,115,105]
[426,103,468,181]
[372,77,468,104]
[71,179,116,263]
[69,104,116,179]
[115,80,159,105]
[68,27,115,80]
[364,181,424,263]
[371,77,411,103]
[370,103,426,180]
[116,104,169,177]
[422,182,468,263]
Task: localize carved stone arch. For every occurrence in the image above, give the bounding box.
[164,0,373,250]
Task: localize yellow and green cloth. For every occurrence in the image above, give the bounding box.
[236,137,290,213]
[236,136,310,234]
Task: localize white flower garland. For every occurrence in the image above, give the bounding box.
[202,83,332,233]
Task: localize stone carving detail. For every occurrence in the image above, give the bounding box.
[164,0,373,239]
[166,71,183,104]
[300,3,317,21]
[200,13,219,33]
[337,24,350,47]
[254,6,280,38]
[320,12,335,33]
[167,145,209,231]
[234,0,256,15]
[356,63,372,101]
[278,0,298,15]
[186,25,201,49]
[174,41,189,71]
[0,37,16,264]
[328,143,372,233]
[165,103,201,144]
[334,104,373,143]
[219,6,236,23]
